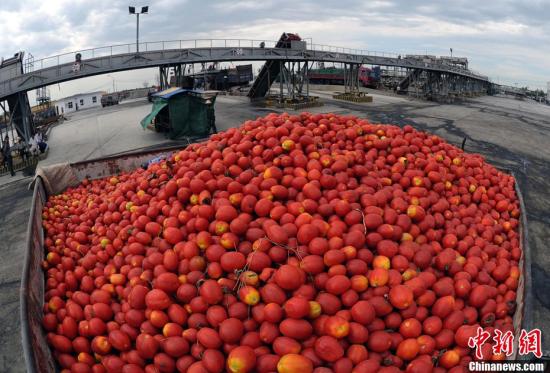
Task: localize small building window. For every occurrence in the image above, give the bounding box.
[92,96,97,103]
[80,99,84,106]
[67,102,73,109]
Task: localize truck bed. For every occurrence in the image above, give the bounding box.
[20,150,532,372]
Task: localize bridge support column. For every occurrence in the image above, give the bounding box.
[332,63,374,102]
[172,64,186,87]
[159,66,169,91]
[451,75,458,101]
[278,61,311,103]
[343,63,360,94]
[425,71,439,100]
[279,61,283,103]
[159,64,187,90]
[3,92,34,143]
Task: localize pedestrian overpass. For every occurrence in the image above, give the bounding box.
[0,37,490,142]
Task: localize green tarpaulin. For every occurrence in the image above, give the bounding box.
[140,101,167,129]
[140,88,217,139]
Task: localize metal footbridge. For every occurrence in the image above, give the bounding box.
[0,38,489,99]
[0,37,490,141]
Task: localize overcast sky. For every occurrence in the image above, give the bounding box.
[0,0,548,103]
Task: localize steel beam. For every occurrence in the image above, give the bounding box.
[343,63,360,94]
[5,92,34,142]
[276,61,310,102]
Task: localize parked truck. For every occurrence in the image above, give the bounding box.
[308,66,381,88]
[100,93,119,107]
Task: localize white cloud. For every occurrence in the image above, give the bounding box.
[212,0,274,12]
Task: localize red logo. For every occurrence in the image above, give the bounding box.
[468,327,543,359]
[492,329,514,357]
[468,326,491,359]
[518,328,542,358]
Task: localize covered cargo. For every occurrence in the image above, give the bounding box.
[141,87,217,139]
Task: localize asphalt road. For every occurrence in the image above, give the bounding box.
[0,179,33,372]
[0,92,548,371]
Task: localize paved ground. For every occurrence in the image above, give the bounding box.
[41,100,169,166]
[0,91,549,371]
[0,179,33,372]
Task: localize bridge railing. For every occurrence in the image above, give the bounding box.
[14,38,488,87]
[23,38,409,73]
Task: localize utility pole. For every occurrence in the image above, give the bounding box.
[136,13,140,52]
[129,6,149,53]
[107,75,116,93]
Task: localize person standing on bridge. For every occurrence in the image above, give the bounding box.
[2,135,15,176]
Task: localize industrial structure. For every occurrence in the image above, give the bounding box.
[31,87,58,128]
[0,34,490,144]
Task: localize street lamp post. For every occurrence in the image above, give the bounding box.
[129,6,149,53]
[107,74,116,93]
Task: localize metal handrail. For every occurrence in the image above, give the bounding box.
[21,38,484,77]
[0,38,487,98]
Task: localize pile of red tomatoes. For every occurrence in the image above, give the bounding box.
[41,112,522,373]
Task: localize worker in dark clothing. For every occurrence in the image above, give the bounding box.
[2,136,15,176]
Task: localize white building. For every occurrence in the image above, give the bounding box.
[54,91,104,115]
